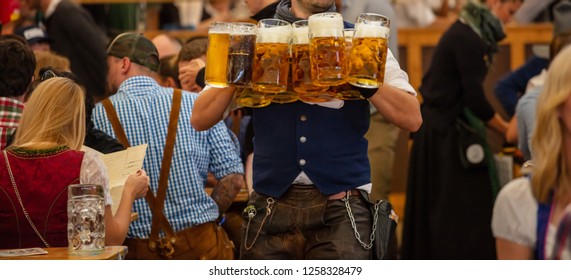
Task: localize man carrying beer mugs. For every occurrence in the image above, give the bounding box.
[192,0,422,260]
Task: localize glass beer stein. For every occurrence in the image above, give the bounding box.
[308,12,347,87]
[252,18,291,94]
[347,13,390,89]
[335,28,364,100]
[291,20,333,102]
[270,57,299,104]
[68,184,105,256]
[205,22,231,88]
[227,22,257,88]
[235,87,272,108]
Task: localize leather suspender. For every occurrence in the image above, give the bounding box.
[102,89,183,257]
[101,99,130,149]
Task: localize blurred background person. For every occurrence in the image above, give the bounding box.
[24,0,108,101]
[509,1,571,161]
[403,0,519,259]
[13,25,50,52]
[155,54,182,89]
[151,33,182,59]
[492,44,571,260]
[178,36,208,93]
[0,38,35,150]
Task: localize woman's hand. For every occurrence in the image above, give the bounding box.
[124,169,149,199]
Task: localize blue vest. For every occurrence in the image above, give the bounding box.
[252,100,371,198]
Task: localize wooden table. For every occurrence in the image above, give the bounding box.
[0,246,128,260]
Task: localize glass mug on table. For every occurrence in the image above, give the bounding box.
[308,12,347,87]
[68,184,105,255]
[291,19,333,102]
[227,22,257,88]
[335,28,364,100]
[347,13,390,89]
[205,22,231,88]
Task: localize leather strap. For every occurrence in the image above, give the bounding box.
[148,88,182,252]
[101,98,130,148]
[101,90,183,255]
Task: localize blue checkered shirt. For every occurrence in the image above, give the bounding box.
[92,76,243,238]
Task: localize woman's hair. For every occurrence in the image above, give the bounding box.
[12,77,86,150]
[158,54,181,87]
[33,51,70,83]
[178,36,208,63]
[531,45,571,203]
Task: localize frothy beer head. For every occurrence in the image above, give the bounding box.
[292,26,309,45]
[209,21,231,34]
[308,12,344,38]
[257,23,291,44]
[354,13,390,38]
[354,26,389,38]
[292,20,310,45]
[231,22,256,35]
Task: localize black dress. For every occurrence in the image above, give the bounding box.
[401,20,497,259]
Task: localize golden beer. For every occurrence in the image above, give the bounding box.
[205,22,230,88]
[252,19,292,95]
[290,20,332,102]
[347,14,390,89]
[292,44,332,102]
[235,87,272,108]
[308,13,347,87]
[336,28,364,100]
[252,42,290,93]
[269,58,299,104]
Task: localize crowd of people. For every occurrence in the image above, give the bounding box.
[1,0,571,260]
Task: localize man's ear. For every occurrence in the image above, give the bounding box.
[121,57,131,74]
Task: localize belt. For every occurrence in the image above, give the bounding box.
[328,189,361,200]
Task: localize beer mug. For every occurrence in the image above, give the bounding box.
[270,57,299,104]
[252,19,291,94]
[347,13,390,89]
[235,87,272,108]
[205,22,231,88]
[68,184,105,255]
[227,22,257,87]
[335,28,364,100]
[308,12,347,87]
[291,20,333,102]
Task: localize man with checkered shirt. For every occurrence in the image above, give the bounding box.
[92,33,244,260]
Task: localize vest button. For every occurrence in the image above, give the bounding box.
[300,115,307,121]
[299,159,306,166]
[300,136,306,143]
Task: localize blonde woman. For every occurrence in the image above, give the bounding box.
[0,77,149,249]
[492,45,571,259]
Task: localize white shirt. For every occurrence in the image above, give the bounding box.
[492,177,556,258]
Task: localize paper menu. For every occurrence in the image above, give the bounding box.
[101,144,148,189]
[81,144,148,215]
[0,248,48,257]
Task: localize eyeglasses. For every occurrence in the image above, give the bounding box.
[40,69,57,81]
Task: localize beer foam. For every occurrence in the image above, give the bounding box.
[256,25,291,43]
[354,25,390,38]
[209,29,230,34]
[308,13,344,38]
[292,27,310,44]
[231,23,257,35]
